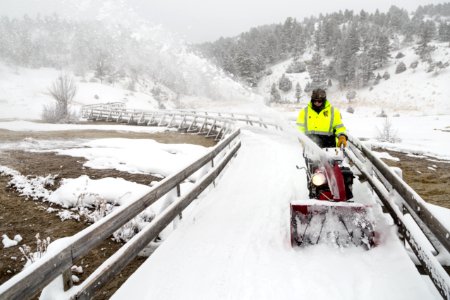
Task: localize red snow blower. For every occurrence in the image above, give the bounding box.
[290,146,375,250]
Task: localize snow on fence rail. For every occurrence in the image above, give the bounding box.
[0,129,241,300]
[347,134,450,299]
[80,104,282,133]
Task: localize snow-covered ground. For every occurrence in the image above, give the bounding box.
[111,128,439,300]
[0,118,447,299]
[1,29,449,300]
[259,42,450,116]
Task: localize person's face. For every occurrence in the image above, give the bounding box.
[312,98,324,107]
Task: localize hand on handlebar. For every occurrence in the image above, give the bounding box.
[337,135,347,148]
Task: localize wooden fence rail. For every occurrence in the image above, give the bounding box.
[347,134,450,299]
[70,139,241,299]
[80,104,282,132]
[0,129,241,300]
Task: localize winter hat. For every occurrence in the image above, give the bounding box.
[311,88,326,101]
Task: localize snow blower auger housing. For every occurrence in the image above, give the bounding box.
[290,148,375,250]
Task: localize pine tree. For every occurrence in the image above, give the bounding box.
[270,83,281,103]
[308,52,327,89]
[438,22,450,42]
[336,42,356,88]
[375,34,391,68]
[347,23,360,55]
[387,6,410,33]
[304,81,312,93]
[278,73,292,92]
[416,20,436,61]
[286,59,306,73]
[334,23,363,88]
[314,22,326,52]
[356,52,374,87]
[346,90,356,102]
[234,47,257,85]
[295,82,302,103]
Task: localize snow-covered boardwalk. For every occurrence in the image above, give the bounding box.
[112,128,436,300]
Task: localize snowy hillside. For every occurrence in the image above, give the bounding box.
[0,63,166,120]
[257,41,450,116]
[0,60,266,121]
[1,40,449,122]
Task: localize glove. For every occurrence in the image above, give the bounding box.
[337,135,347,148]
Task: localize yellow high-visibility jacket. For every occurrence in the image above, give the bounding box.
[296,100,346,140]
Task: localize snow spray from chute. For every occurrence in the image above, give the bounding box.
[280,123,377,249]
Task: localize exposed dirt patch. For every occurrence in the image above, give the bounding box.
[0,128,217,299]
[377,149,450,209]
[0,128,217,147]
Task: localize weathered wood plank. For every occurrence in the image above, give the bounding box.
[72,141,241,299]
[0,129,240,300]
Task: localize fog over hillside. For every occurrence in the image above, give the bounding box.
[0,2,449,120]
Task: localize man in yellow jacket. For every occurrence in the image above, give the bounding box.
[296,88,347,148]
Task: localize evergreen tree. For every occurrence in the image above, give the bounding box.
[335,39,356,88]
[438,22,450,42]
[286,59,306,73]
[278,73,292,92]
[346,90,357,102]
[347,23,360,55]
[308,52,327,89]
[281,17,296,55]
[387,5,410,33]
[295,82,302,103]
[314,22,326,52]
[322,17,341,56]
[234,47,257,86]
[416,20,436,60]
[356,52,374,87]
[374,33,391,68]
[270,83,281,103]
[304,81,312,93]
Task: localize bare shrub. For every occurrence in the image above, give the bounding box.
[346,90,356,102]
[42,73,78,123]
[19,233,51,266]
[376,117,401,143]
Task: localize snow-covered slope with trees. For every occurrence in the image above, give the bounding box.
[200,3,450,115]
[0,9,263,121]
[257,40,450,115]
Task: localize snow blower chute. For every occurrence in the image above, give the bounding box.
[290,146,375,250]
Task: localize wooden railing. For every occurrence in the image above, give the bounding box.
[347,134,450,299]
[0,129,241,300]
[297,131,450,299]
[80,104,282,135]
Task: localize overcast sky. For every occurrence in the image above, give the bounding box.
[0,0,447,43]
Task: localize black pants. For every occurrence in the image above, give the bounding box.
[307,134,336,148]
